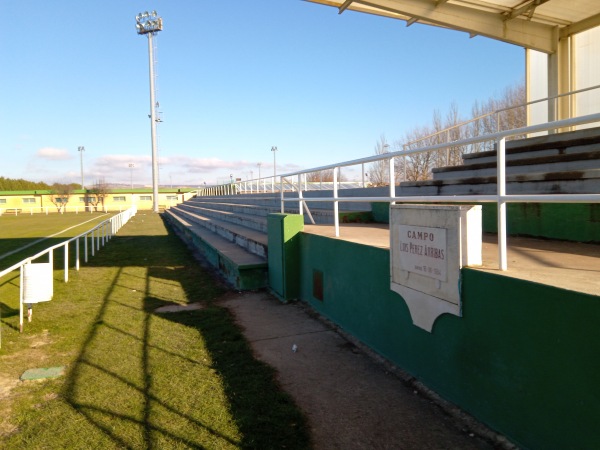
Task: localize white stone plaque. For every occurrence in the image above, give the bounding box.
[397,225,447,282]
[390,204,482,332]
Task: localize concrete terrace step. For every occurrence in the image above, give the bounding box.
[462,141,600,166]
[162,209,267,290]
[191,193,373,214]
[463,126,600,166]
[177,202,269,232]
[185,197,352,225]
[169,205,268,259]
[431,150,600,181]
[399,169,600,195]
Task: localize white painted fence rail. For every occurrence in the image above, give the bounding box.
[276,113,600,272]
[0,206,137,345]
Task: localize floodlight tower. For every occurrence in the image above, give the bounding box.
[136,10,163,213]
[78,146,85,189]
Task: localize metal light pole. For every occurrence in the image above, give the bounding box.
[129,163,135,189]
[271,146,277,192]
[136,10,163,213]
[78,146,85,189]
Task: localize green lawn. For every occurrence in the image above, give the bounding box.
[0,212,310,449]
[0,212,115,270]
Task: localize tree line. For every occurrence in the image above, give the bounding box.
[369,80,526,185]
[0,177,54,191]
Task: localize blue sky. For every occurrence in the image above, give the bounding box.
[0,0,524,187]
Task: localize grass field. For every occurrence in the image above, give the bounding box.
[0,212,310,449]
[0,212,115,271]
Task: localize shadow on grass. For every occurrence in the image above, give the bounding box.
[59,217,310,449]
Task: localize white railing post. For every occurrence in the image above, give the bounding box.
[389,157,395,203]
[19,265,24,333]
[497,137,507,271]
[85,232,89,262]
[403,145,408,181]
[362,163,366,187]
[297,174,304,216]
[280,178,285,213]
[64,242,69,283]
[76,238,80,271]
[333,167,339,237]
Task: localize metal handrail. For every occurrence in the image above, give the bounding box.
[401,84,600,150]
[0,206,137,344]
[274,112,600,272]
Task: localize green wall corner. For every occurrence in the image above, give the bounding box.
[268,213,304,301]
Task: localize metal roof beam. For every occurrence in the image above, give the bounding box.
[339,0,354,14]
[320,0,557,53]
[503,0,551,22]
[560,12,600,38]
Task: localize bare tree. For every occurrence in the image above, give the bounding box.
[88,179,110,212]
[369,135,391,186]
[306,169,333,182]
[49,183,73,213]
[390,80,526,182]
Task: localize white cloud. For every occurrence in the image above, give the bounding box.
[36,147,71,160]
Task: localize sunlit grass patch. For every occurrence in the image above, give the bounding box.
[0,213,310,449]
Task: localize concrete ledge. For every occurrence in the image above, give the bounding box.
[163,209,267,290]
[170,206,268,258]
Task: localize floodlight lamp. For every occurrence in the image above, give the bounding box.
[144,11,149,18]
[152,10,157,17]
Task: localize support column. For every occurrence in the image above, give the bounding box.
[547,35,573,124]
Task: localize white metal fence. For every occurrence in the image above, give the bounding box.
[275,113,600,272]
[0,204,153,216]
[0,206,137,345]
[196,112,600,274]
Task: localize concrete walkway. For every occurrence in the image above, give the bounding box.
[221,292,505,450]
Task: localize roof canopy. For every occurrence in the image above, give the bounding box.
[306,0,600,53]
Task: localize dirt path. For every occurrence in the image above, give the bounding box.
[221,291,509,450]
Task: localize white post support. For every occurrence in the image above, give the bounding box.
[446,129,450,165]
[91,230,95,256]
[333,167,340,237]
[19,265,24,333]
[85,233,89,262]
[389,157,395,203]
[362,163,366,188]
[76,238,80,271]
[97,228,100,251]
[403,145,408,181]
[497,137,508,271]
[64,242,69,283]
[280,178,284,213]
[297,174,304,216]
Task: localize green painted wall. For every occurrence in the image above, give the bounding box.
[268,214,304,301]
[482,203,600,242]
[372,202,600,243]
[299,232,600,450]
